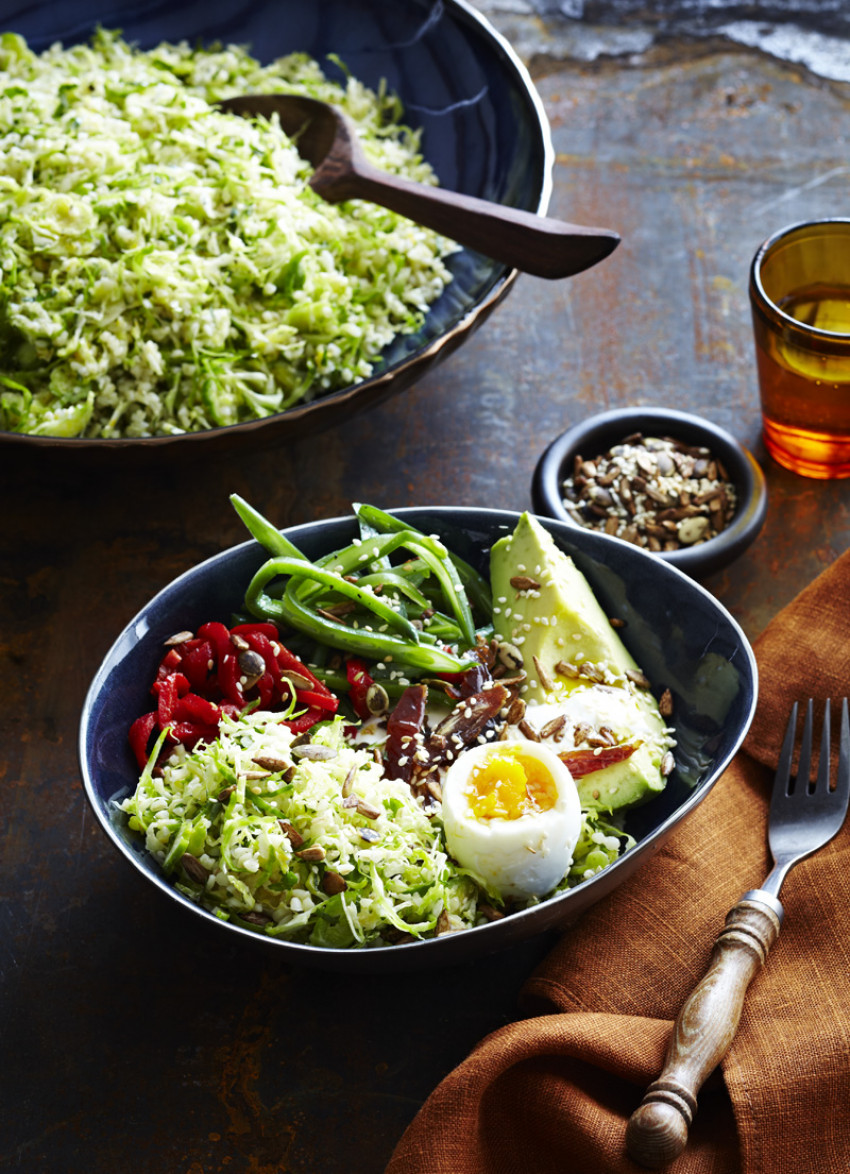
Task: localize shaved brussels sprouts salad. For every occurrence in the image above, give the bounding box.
[121,500,675,948]
[0,30,456,439]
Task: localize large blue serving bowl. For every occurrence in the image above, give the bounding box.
[0,0,553,454]
[79,507,758,972]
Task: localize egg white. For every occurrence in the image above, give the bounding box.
[441,740,581,900]
[505,687,660,752]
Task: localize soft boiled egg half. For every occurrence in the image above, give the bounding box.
[441,740,582,901]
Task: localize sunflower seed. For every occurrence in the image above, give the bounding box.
[279,820,304,849]
[180,854,209,884]
[164,630,193,646]
[296,845,326,862]
[510,575,541,592]
[496,641,524,671]
[292,744,338,761]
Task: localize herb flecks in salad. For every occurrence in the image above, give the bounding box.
[121,502,676,948]
[0,30,455,439]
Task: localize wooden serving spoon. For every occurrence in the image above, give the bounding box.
[219,93,620,280]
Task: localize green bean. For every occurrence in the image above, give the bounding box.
[294,530,436,605]
[452,557,493,619]
[308,669,415,701]
[417,612,466,642]
[402,538,474,646]
[246,557,421,644]
[229,494,307,560]
[355,508,393,572]
[355,571,431,611]
[277,584,474,673]
[233,497,490,674]
[355,502,491,618]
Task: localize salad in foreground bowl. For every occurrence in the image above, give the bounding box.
[119,499,676,948]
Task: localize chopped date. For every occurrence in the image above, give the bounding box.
[437,661,492,699]
[425,684,510,766]
[384,684,428,781]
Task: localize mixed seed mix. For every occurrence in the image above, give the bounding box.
[561,433,737,552]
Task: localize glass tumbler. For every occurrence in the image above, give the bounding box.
[749,219,850,479]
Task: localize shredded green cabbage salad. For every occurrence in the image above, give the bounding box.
[124,713,483,947]
[0,29,456,438]
[119,502,672,950]
[122,708,629,948]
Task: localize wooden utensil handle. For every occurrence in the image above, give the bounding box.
[313,162,620,280]
[625,895,782,1169]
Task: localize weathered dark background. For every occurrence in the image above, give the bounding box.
[4,3,850,1171]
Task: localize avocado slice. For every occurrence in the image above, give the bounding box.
[490,513,670,811]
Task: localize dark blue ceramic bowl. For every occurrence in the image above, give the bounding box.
[532,407,768,579]
[0,0,552,455]
[79,507,758,972]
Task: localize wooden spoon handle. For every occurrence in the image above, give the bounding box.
[312,162,620,280]
[625,894,782,1169]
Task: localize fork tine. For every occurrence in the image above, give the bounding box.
[776,699,799,796]
[837,699,850,802]
[795,699,815,795]
[813,699,832,794]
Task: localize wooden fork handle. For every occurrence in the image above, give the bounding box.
[626,894,782,1168]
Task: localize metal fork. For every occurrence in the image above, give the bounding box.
[626,698,850,1169]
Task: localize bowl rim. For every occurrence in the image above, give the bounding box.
[532,406,768,577]
[0,0,554,453]
[750,217,850,345]
[78,505,758,970]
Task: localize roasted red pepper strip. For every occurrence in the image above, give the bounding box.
[129,711,158,770]
[276,643,333,698]
[180,640,214,692]
[167,720,220,752]
[254,671,275,709]
[558,744,638,778]
[216,652,245,707]
[197,621,233,666]
[297,688,339,712]
[345,657,374,720]
[173,692,221,726]
[155,647,183,679]
[231,621,280,641]
[131,619,338,769]
[283,706,326,735]
[153,672,189,724]
[242,630,337,715]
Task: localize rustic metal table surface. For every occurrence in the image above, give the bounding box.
[4,4,850,1171]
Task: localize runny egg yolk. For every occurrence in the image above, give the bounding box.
[466,748,559,821]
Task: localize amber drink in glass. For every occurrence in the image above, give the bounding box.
[750,219,850,479]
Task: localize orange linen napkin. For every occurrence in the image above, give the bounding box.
[387,550,850,1174]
